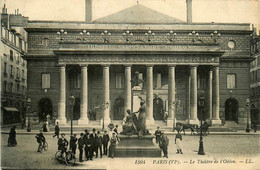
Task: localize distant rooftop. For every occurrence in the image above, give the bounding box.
[92,4,185,24]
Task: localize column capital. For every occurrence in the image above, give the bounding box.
[57,64,66,67]
[146,64,154,67]
[79,64,88,67]
[168,64,176,67]
[101,64,110,67]
[124,64,132,67]
[212,65,219,68]
[190,64,198,68]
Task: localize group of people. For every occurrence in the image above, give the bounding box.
[155,127,183,158]
[53,127,119,162]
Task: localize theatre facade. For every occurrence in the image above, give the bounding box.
[25,3,253,127]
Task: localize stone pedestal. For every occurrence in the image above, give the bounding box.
[115,135,161,157]
[211,119,222,125]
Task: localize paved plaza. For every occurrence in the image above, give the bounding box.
[1,133,259,170]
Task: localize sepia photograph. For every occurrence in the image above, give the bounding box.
[0,0,260,169]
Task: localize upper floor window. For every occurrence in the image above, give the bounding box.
[22,70,25,79]
[17,84,20,94]
[3,81,7,92]
[10,50,14,62]
[42,73,50,89]
[16,68,20,78]
[227,74,236,89]
[10,82,13,93]
[4,62,7,73]
[116,73,124,89]
[198,73,206,89]
[10,65,13,76]
[74,72,81,88]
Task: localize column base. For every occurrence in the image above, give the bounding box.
[189,119,200,125]
[100,118,111,130]
[166,119,174,127]
[146,118,154,126]
[55,118,67,125]
[78,118,89,126]
[211,119,221,125]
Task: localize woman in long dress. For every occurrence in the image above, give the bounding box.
[8,125,17,147]
[175,130,183,154]
[133,101,146,137]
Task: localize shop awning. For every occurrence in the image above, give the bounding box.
[4,107,19,112]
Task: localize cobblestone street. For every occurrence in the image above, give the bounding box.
[1,133,259,169]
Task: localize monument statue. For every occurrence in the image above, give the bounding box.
[121,100,149,137]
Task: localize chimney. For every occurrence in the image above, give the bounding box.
[85,0,92,22]
[186,0,192,23]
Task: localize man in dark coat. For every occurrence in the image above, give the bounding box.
[159,133,169,158]
[53,122,60,139]
[154,127,162,143]
[96,131,103,158]
[58,133,68,156]
[70,134,77,155]
[35,130,45,152]
[102,130,109,155]
[84,133,93,160]
[78,133,85,162]
[90,128,97,157]
[8,125,17,147]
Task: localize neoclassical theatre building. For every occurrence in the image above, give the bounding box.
[25,0,253,127]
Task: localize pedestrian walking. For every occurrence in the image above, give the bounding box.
[8,125,17,147]
[70,134,77,155]
[175,130,183,154]
[53,122,60,139]
[159,132,169,158]
[102,130,109,155]
[46,114,50,125]
[252,120,257,132]
[46,121,50,132]
[96,131,103,158]
[154,127,162,143]
[78,133,85,162]
[90,128,98,158]
[84,133,93,161]
[42,122,47,132]
[108,132,118,158]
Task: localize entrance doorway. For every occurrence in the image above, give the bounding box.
[225,98,238,122]
[153,97,164,120]
[114,96,124,120]
[38,98,52,122]
[73,97,80,120]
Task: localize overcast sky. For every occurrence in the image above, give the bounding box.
[2,0,260,32]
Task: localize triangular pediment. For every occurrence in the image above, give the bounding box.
[92,4,184,24]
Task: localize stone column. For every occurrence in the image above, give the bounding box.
[78,65,89,125]
[124,65,131,117]
[146,65,154,125]
[212,66,221,124]
[167,65,176,127]
[189,65,199,125]
[102,65,111,126]
[56,65,67,125]
[208,67,213,121]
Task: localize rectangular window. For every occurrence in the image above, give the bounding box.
[10,82,13,93]
[10,65,13,76]
[116,73,124,88]
[17,84,20,94]
[74,72,81,88]
[4,81,7,92]
[16,68,20,78]
[198,73,206,89]
[227,74,236,89]
[4,62,7,73]
[10,50,13,61]
[42,73,50,89]
[22,70,24,78]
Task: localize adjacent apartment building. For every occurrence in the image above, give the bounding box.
[1,5,28,125]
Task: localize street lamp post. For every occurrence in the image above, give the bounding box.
[246,98,250,133]
[69,95,75,136]
[198,96,205,155]
[26,97,31,132]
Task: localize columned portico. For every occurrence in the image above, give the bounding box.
[124,65,132,117]
[56,65,67,125]
[146,65,154,125]
[189,65,199,124]
[78,65,89,125]
[208,67,213,120]
[212,66,221,124]
[102,65,111,126]
[167,65,176,127]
